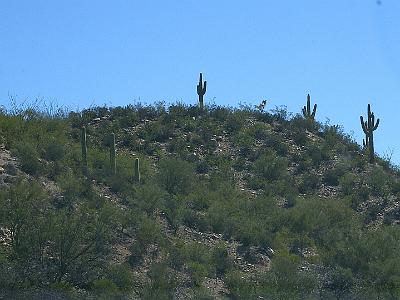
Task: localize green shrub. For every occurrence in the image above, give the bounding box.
[339,173,357,196]
[133,184,165,215]
[307,143,330,167]
[233,131,254,157]
[226,112,246,133]
[13,141,41,175]
[263,134,289,157]
[323,124,345,148]
[294,158,312,175]
[107,264,134,291]
[158,158,195,195]
[260,251,317,297]
[188,262,208,287]
[327,267,354,297]
[129,217,164,263]
[247,122,270,140]
[225,270,254,299]
[91,279,120,298]
[195,160,210,174]
[108,175,131,195]
[55,171,86,208]
[182,209,209,232]
[43,139,65,161]
[368,166,389,196]
[138,121,174,142]
[143,262,176,299]
[323,164,347,186]
[167,137,189,157]
[253,150,288,181]
[290,115,319,132]
[298,173,320,194]
[291,128,307,146]
[212,244,231,277]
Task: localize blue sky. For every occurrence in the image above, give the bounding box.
[1,1,400,164]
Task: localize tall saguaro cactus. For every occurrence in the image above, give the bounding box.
[81,126,88,175]
[302,94,317,120]
[110,133,117,175]
[134,158,140,183]
[197,73,207,110]
[360,104,380,163]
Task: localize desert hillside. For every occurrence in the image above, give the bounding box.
[0,102,399,299]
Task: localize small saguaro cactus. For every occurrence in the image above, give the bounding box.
[81,126,88,175]
[360,104,380,163]
[196,72,207,110]
[134,158,140,183]
[110,133,117,175]
[362,134,369,149]
[302,94,317,120]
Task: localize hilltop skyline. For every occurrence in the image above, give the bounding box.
[1,0,399,165]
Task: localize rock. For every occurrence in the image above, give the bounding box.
[266,247,275,257]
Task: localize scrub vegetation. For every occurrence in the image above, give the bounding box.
[0,100,399,299]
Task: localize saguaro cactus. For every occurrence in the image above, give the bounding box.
[360,104,380,163]
[81,126,88,175]
[134,158,140,183]
[302,94,317,120]
[362,133,369,149]
[110,133,116,175]
[197,73,207,110]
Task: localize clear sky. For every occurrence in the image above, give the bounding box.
[1,1,400,165]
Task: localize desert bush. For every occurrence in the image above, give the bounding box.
[212,243,232,277]
[187,262,208,287]
[289,197,360,251]
[290,114,319,132]
[323,164,347,186]
[225,270,255,299]
[339,173,357,196]
[167,137,189,157]
[260,252,317,297]
[13,141,42,175]
[263,134,289,156]
[142,262,176,299]
[182,209,209,232]
[225,112,246,133]
[91,279,120,298]
[367,166,389,196]
[271,105,290,122]
[129,216,164,263]
[326,267,354,297]
[253,150,288,181]
[43,139,65,161]
[138,121,174,142]
[306,143,330,167]
[291,128,308,146]
[158,158,195,195]
[132,183,165,215]
[233,131,254,157]
[106,264,134,291]
[55,171,86,208]
[298,173,320,194]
